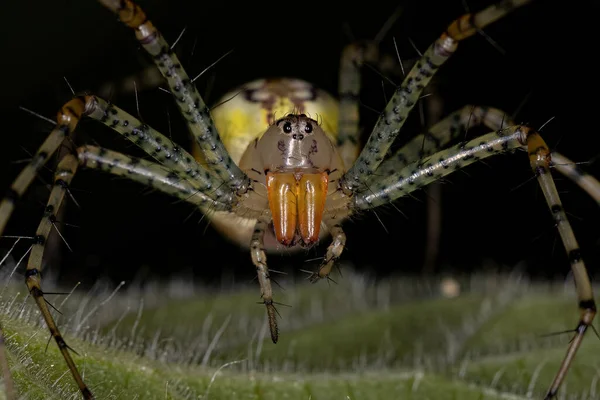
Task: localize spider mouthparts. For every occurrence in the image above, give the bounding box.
[266,171,328,246]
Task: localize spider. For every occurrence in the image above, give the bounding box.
[0,0,598,399]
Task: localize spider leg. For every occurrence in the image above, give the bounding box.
[349,126,594,398]
[337,43,379,169]
[0,101,90,398]
[529,134,595,399]
[307,220,346,283]
[83,96,235,205]
[353,126,523,207]
[97,0,250,192]
[1,93,237,241]
[383,104,513,273]
[0,90,239,398]
[380,105,514,174]
[527,149,595,399]
[76,146,230,211]
[340,0,532,193]
[336,43,421,170]
[2,146,233,399]
[22,154,94,399]
[0,97,86,235]
[249,216,279,343]
[375,104,600,207]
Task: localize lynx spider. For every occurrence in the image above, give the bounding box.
[0,0,599,399]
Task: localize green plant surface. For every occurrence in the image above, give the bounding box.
[1,272,598,399]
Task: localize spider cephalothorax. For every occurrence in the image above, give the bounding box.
[238,114,346,246]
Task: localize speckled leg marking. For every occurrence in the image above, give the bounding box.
[376,106,600,207]
[250,216,278,343]
[24,155,94,399]
[97,0,250,192]
[353,126,524,208]
[349,125,595,398]
[307,220,346,283]
[0,323,15,400]
[379,105,513,174]
[0,88,238,398]
[0,97,91,398]
[0,96,89,235]
[526,134,596,400]
[83,96,235,205]
[0,92,236,242]
[341,0,531,193]
[337,43,379,169]
[77,146,230,211]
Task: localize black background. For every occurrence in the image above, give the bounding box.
[0,0,598,289]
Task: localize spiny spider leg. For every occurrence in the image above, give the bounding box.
[529,133,595,400]
[22,154,95,399]
[97,0,250,192]
[0,92,236,398]
[346,125,594,399]
[82,96,235,204]
[380,105,514,174]
[355,126,527,207]
[379,107,599,207]
[0,102,88,391]
[376,105,599,218]
[0,98,86,235]
[337,38,418,169]
[337,43,380,168]
[0,94,235,238]
[0,142,233,400]
[250,215,278,342]
[340,0,531,193]
[77,146,228,211]
[2,141,234,400]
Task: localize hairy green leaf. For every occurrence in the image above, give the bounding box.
[1,271,598,399]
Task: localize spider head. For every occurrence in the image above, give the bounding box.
[250,114,341,247]
[258,114,332,171]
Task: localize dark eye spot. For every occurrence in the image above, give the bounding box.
[304,123,313,133]
[283,122,292,133]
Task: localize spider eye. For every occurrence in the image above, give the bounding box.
[283,122,292,133]
[304,123,313,134]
